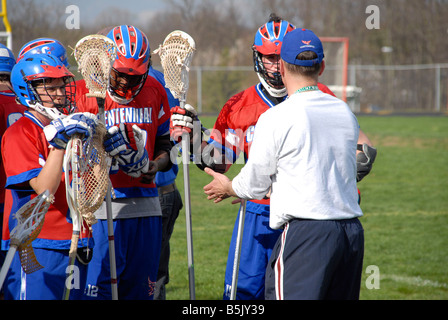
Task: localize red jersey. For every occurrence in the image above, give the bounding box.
[209,83,335,205]
[0,93,26,214]
[76,76,171,199]
[1,111,91,250]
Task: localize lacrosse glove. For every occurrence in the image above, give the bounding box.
[170,104,201,143]
[356,143,377,182]
[43,112,97,149]
[104,123,149,178]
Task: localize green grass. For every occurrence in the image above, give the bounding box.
[165,115,448,300]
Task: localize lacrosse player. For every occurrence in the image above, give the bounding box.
[172,14,375,300]
[0,44,26,276]
[1,53,96,300]
[204,28,364,300]
[75,25,172,300]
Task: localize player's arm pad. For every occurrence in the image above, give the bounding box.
[195,142,228,174]
[356,143,377,182]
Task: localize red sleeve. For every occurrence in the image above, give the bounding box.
[318,82,336,97]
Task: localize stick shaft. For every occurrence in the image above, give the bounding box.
[230,199,247,300]
[181,130,195,299]
[0,246,17,291]
[105,189,118,299]
[62,232,79,300]
[97,97,118,300]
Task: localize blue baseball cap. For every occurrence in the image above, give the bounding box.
[280,28,324,67]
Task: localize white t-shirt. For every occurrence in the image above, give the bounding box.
[232,90,363,229]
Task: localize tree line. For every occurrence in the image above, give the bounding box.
[4,0,447,67]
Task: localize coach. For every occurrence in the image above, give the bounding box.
[203,28,364,300]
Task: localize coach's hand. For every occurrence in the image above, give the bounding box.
[356,143,377,182]
[203,167,237,203]
[43,112,97,149]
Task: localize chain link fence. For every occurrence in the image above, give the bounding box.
[162,64,448,115]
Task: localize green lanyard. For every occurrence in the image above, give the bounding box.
[295,85,319,94]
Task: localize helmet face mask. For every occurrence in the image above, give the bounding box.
[30,76,76,117]
[253,50,283,88]
[252,18,296,97]
[108,67,147,104]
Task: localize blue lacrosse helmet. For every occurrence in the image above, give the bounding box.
[17,38,69,67]
[0,43,15,74]
[253,17,296,97]
[106,25,151,104]
[11,53,76,119]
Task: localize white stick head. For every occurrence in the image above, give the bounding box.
[9,190,53,273]
[154,30,195,102]
[74,34,117,99]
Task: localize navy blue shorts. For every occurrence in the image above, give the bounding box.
[83,216,162,300]
[3,247,88,300]
[265,218,364,300]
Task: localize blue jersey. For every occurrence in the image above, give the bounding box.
[148,67,179,187]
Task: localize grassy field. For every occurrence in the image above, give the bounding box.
[165,115,448,300]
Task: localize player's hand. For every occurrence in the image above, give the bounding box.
[170,104,199,142]
[356,143,377,182]
[139,161,159,184]
[43,112,97,149]
[104,123,149,177]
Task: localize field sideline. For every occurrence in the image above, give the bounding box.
[166,115,448,300]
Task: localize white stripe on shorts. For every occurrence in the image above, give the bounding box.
[274,222,289,300]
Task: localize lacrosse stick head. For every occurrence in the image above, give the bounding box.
[154,30,195,103]
[9,190,53,274]
[74,35,117,99]
[65,122,111,229]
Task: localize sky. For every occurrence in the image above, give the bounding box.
[54,0,170,26]
[31,0,241,28]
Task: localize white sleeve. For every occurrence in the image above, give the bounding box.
[232,112,277,199]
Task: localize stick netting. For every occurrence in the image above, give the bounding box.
[154,31,195,101]
[74,35,117,98]
[67,123,110,228]
[10,191,53,274]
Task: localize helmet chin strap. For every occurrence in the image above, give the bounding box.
[107,87,134,105]
[257,73,287,98]
[29,101,68,120]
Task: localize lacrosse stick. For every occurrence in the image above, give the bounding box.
[62,121,112,300]
[73,34,118,300]
[230,199,247,300]
[0,190,53,291]
[154,30,196,299]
